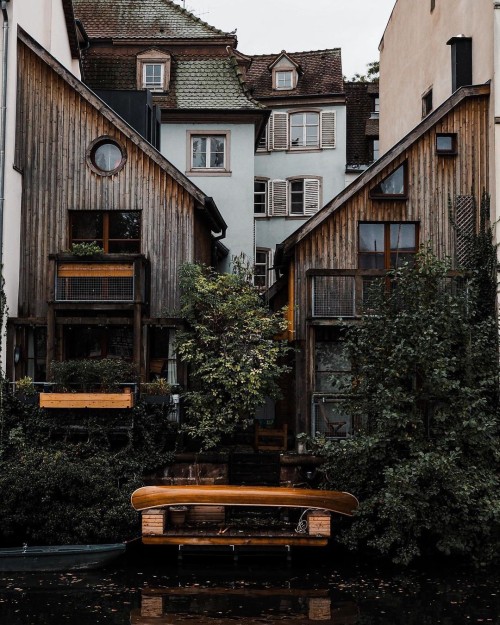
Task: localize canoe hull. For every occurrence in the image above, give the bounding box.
[0,543,126,572]
[131,485,358,517]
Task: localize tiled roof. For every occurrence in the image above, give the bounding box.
[245,49,343,99]
[345,81,379,168]
[169,57,262,109]
[72,0,233,40]
[82,50,262,110]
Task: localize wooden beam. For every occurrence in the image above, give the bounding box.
[142,535,328,547]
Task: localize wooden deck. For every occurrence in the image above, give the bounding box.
[142,529,328,547]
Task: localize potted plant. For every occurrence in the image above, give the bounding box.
[16,376,39,404]
[140,378,172,404]
[68,241,104,257]
[168,505,188,527]
[39,358,137,409]
[296,432,308,455]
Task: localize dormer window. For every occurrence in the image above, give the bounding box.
[276,70,293,90]
[143,63,164,91]
[270,51,300,91]
[136,49,171,92]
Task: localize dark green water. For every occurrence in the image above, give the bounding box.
[0,554,498,624]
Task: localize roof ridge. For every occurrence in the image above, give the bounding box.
[249,48,341,58]
[226,46,267,110]
[160,0,232,38]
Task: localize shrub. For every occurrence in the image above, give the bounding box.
[50,358,137,392]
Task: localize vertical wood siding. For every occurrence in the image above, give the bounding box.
[293,94,490,342]
[16,42,212,319]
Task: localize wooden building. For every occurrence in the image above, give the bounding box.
[7,29,226,384]
[273,84,490,437]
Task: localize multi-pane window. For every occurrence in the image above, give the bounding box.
[290,112,320,148]
[143,63,164,90]
[254,180,267,215]
[290,180,305,215]
[191,135,225,169]
[254,249,270,289]
[370,163,407,198]
[358,222,418,270]
[276,70,293,90]
[422,89,433,117]
[70,211,141,253]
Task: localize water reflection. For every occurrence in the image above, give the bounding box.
[0,561,498,625]
[132,587,358,624]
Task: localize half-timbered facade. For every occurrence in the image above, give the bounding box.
[7,29,226,385]
[273,84,489,437]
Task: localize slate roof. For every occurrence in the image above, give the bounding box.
[72,0,233,40]
[82,50,263,110]
[245,49,343,99]
[345,81,379,168]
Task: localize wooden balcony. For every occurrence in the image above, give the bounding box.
[50,254,147,305]
[309,269,465,319]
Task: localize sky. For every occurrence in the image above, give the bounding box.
[177,0,396,79]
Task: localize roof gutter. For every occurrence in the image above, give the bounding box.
[0,0,10,265]
[203,196,227,241]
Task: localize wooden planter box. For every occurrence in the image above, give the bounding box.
[39,390,134,409]
[142,509,166,535]
[307,511,331,537]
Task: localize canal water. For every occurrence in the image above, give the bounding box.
[0,552,498,624]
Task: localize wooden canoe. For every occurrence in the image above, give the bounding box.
[131,485,358,517]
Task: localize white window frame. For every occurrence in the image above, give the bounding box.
[275,70,293,90]
[254,179,268,216]
[254,248,272,289]
[289,112,320,149]
[288,177,321,216]
[142,63,164,91]
[187,131,230,174]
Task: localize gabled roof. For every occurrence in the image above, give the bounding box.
[246,49,343,99]
[267,51,302,72]
[72,0,235,41]
[16,27,226,235]
[278,83,490,259]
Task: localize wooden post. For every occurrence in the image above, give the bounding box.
[46,307,55,377]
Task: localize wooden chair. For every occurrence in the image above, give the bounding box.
[254,423,288,451]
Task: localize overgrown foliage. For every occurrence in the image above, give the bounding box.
[0,398,178,545]
[50,358,137,392]
[177,259,290,450]
[313,243,500,566]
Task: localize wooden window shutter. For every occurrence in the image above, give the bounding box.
[304,179,321,215]
[269,180,288,216]
[320,111,336,148]
[271,112,289,150]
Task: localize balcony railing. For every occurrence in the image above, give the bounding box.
[310,270,466,319]
[51,255,146,303]
[311,394,352,439]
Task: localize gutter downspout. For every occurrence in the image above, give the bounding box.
[0,0,10,265]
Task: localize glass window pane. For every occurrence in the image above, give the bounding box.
[192,137,207,168]
[94,143,122,172]
[71,212,103,240]
[209,137,225,168]
[436,135,454,151]
[390,223,415,251]
[391,252,416,268]
[371,164,406,196]
[306,126,319,146]
[109,212,141,239]
[306,113,319,125]
[359,223,385,252]
[359,254,385,270]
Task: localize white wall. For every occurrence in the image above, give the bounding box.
[379,0,493,153]
[0,0,80,323]
[161,121,256,269]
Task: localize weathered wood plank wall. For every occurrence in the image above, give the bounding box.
[16,41,211,319]
[293,93,490,342]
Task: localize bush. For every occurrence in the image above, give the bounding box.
[50,358,137,392]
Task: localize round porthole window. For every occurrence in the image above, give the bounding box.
[87,137,126,175]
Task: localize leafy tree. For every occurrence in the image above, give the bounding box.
[177,259,290,450]
[348,60,379,83]
[313,246,500,566]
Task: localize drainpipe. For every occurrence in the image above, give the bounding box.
[0,0,10,265]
